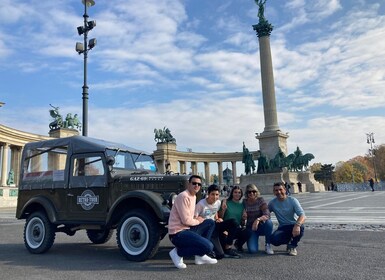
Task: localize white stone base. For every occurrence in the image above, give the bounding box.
[239,171,325,195]
[0,187,18,207]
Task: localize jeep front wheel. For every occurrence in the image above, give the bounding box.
[87,229,113,244]
[117,210,160,262]
[24,211,56,254]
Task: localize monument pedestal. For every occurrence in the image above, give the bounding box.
[240,171,325,195]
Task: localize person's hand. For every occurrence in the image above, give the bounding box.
[259,215,268,222]
[292,225,301,237]
[221,199,227,211]
[252,219,260,231]
[242,209,247,220]
[196,216,204,223]
[216,218,223,223]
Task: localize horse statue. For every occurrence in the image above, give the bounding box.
[154,128,164,143]
[164,128,176,143]
[299,153,315,171]
[49,104,63,130]
[284,154,295,171]
[154,127,176,143]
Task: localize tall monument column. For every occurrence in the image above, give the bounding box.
[253,0,288,160]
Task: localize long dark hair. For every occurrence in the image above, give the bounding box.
[228,185,243,201]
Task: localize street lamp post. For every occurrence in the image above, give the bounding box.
[366,132,377,181]
[76,0,97,136]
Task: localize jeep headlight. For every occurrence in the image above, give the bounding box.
[167,193,177,208]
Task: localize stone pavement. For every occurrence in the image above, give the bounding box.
[1,191,385,280]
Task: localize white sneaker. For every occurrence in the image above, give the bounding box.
[169,248,187,269]
[288,247,297,256]
[195,254,218,265]
[265,244,274,255]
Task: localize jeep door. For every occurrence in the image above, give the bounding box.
[67,153,109,221]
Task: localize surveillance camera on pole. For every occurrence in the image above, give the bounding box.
[76,0,96,137]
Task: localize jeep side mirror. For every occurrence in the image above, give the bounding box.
[106,156,115,166]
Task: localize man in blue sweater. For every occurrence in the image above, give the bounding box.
[268,182,306,256]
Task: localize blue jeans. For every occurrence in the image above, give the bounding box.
[169,219,215,257]
[270,224,304,248]
[247,219,273,253]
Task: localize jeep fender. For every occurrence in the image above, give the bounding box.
[107,190,169,224]
[17,196,58,223]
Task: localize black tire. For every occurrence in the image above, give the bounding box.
[116,210,160,262]
[86,229,113,244]
[24,211,56,254]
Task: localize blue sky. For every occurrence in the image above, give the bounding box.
[1,0,385,174]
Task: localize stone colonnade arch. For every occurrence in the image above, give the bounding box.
[0,124,81,187]
[153,142,259,186]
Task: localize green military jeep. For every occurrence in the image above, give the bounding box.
[16,135,189,261]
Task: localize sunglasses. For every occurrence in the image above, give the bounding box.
[191,182,202,187]
[248,190,257,194]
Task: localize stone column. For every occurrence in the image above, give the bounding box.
[179,161,186,174]
[10,146,22,186]
[1,143,9,186]
[253,19,288,160]
[191,161,197,175]
[231,161,237,185]
[217,162,223,185]
[258,35,279,132]
[204,162,210,185]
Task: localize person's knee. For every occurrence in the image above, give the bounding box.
[270,233,280,246]
[204,219,215,227]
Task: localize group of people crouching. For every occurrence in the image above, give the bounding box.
[168,175,306,269]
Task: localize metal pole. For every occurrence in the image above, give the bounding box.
[367,133,377,182]
[82,1,89,136]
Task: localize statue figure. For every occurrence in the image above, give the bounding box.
[65,113,73,128]
[242,142,256,175]
[293,146,304,171]
[6,169,14,185]
[72,114,82,131]
[284,153,295,171]
[255,0,267,22]
[48,104,81,131]
[164,128,176,143]
[49,104,63,130]
[273,148,286,170]
[154,127,176,143]
[257,151,269,174]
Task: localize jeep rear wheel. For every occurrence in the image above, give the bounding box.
[117,210,160,262]
[24,211,56,254]
[86,229,113,244]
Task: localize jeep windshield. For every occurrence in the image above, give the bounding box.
[106,149,156,172]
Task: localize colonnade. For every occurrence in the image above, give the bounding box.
[153,142,259,186]
[0,124,51,187]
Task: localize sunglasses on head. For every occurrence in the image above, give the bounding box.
[191,182,202,187]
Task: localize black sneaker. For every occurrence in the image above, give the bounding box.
[234,241,244,253]
[224,248,241,258]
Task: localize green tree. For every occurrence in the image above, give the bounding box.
[334,162,354,183]
[374,145,385,181]
[368,144,385,181]
[313,163,334,187]
[310,162,322,173]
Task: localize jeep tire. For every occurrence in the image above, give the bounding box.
[117,209,160,262]
[24,211,56,254]
[86,229,113,244]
